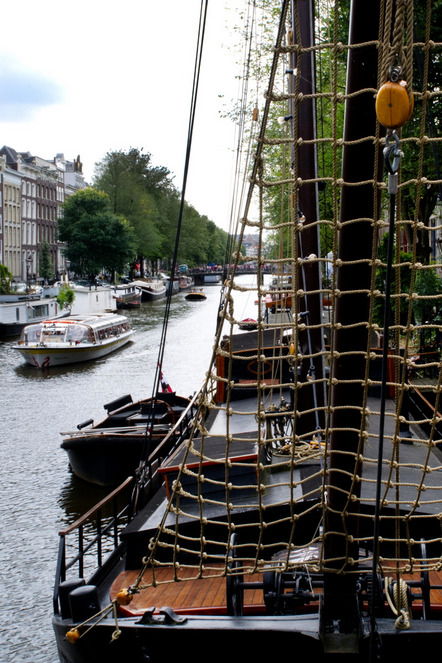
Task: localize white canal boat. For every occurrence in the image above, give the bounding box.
[13,313,134,368]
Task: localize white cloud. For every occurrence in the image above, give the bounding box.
[0,59,62,120]
[0,0,244,231]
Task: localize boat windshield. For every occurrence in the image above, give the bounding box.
[64,325,94,343]
[41,327,68,343]
[20,324,43,342]
[34,323,94,344]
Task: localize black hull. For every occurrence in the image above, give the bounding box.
[115,299,141,309]
[0,322,27,337]
[61,393,193,486]
[62,436,148,486]
[139,288,166,301]
[53,609,442,663]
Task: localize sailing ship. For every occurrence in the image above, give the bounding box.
[52,1,442,661]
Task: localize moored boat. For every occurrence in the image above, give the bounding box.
[131,278,166,301]
[164,276,180,296]
[178,275,194,291]
[60,391,196,486]
[13,313,134,367]
[0,286,67,337]
[69,281,117,314]
[113,283,142,309]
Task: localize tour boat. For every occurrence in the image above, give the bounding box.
[52,2,442,661]
[13,313,134,367]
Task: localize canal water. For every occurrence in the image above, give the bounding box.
[0,275,260,662]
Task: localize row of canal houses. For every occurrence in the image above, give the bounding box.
[0,146,87,283]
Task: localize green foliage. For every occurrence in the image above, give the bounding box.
[93,148,166,264]
[372,233,413,328]
[39,241,54,282]
[56,284,76,309]
[0,263,13,294]
[373,235,442,346]
[413,268,442,326]
[58,188,137,280]
[396,2,442,262]
[94,148,229,269]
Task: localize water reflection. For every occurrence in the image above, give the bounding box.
[58,473,114,525]
[1,277,264,662]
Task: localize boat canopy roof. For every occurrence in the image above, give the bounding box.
[19,314,131,343]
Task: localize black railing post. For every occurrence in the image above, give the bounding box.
[78,525,84,578]
[97,508,102,568]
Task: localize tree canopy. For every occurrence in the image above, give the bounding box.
[58,188,136,281]
[39,241,54,283]
[93,148,229,271]
[0,263,13,294]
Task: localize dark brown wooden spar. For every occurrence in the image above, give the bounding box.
[324,0,385,640]
[288,0,325,437]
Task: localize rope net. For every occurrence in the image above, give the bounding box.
[142,0,442,594]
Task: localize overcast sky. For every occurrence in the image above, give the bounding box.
[0,1,247,231]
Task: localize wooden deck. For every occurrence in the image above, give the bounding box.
[110,565,265,616]
[111,565,442,618]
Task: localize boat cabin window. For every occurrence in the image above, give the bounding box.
[41,328,67,343]
[20,324,42,342]
[27,304,49,320]
[65,325,94,343]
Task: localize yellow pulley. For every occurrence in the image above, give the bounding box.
[376,74,413,130]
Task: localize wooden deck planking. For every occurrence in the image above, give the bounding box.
[111,566,265,615]
[111,566,442,616]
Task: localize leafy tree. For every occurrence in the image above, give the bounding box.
[94,147,229,271]
[93,148,172,274]
[56,284,76,310]
[413,268,442,326]
[0,263,13,294]
[372,232,413,329]
[39,241,54,283]
[395,1,442,263]
[58,188,136,281]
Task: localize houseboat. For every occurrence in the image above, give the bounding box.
[131,278,166,301]
[0,286,67,337]
[113,283,142,309]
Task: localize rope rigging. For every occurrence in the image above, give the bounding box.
[60,1,442,651]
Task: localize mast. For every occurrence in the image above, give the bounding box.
[289,0,324,435]
[323,0,384,645]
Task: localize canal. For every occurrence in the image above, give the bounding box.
[0,276,260,662]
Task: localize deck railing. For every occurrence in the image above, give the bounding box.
[53,476,134,614]
[53,390,202,615]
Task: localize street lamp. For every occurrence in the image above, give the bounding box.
[26,254,32,290]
